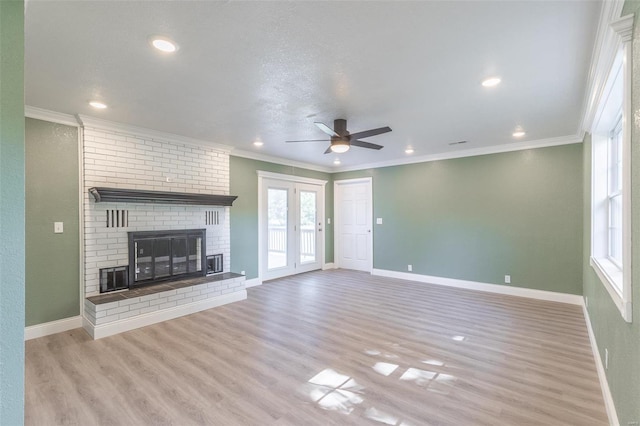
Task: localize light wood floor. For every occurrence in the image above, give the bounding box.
[25,269,608,425]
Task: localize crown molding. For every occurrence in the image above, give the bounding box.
[77,115,233,153]
[578,0,626,134]
[28,109,583,176]
[256,171,327,186]
[230,148,333,173]
[25,106,80,127]
[333,134,583,173]
[611,14,634,42]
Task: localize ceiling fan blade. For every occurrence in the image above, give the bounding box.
[285,139,331,143]
[315,122,339,137]
[324,146,333,154]
[348,126,392,140]
[351,140,383,150]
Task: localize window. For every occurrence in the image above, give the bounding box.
[590,28,632,322]
[607,115,623,269]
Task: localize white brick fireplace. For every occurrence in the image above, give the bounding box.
[80,117,245,339]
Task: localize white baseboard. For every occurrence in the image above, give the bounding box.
[582,304,619,426]
[84,290,247,340]
[371,269,583,305]
[245,278,262,288]
[322,262,336,270]
[25,316,83,340]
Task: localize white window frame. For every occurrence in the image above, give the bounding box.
[607,114,623,268]
[589,16,633,323]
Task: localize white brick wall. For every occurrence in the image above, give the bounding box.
[83,126,232,296]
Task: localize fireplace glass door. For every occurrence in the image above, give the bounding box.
[129,229,205,287]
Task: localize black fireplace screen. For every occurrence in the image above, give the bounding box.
[128,229,206,287]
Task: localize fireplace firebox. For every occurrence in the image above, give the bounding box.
[128,229,206,288]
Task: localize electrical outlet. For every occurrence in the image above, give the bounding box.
[408,264,412,272]
[504,275,511,284]
[605,348,609,370]
[327,218,331,225]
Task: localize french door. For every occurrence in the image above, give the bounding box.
[261,176,325,280]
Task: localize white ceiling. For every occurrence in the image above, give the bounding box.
[25,1,601,171]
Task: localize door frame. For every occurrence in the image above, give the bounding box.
[257,171,327,281]
[334,177,373,272]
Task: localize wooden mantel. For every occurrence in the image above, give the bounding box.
[88,187,238,206]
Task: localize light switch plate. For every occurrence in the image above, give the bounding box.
[54,222,64,233]
[376,218,383,224]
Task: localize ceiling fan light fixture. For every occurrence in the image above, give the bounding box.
[330,140,350,153]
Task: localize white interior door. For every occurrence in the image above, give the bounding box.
[335,178,372,272]
[262,178,324,280]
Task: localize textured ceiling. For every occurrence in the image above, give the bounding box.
[25,1,601,170]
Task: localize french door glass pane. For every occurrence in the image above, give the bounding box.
[268,188,288,269]
[300,190,316,263]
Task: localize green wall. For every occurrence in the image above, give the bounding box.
[582,2,640,423]
[25,118,80,326]
[334,144,584,295]
[0,1,25,424]
[229,156,333,280]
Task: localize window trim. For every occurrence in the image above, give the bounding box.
[589,16,633,323]
[606,113,623,268]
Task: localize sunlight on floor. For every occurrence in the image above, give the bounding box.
[372,362,399,377]
[301,342,460,424]
[303,368,365,415]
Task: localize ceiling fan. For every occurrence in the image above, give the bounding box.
[286,119,392,154]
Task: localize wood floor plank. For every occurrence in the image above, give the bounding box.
[25,269,608,425]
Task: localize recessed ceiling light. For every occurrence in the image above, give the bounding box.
[89,101,107,109]
[512,126,526,138]
[481,77,501,87]
[150,36,178,53]
[333,159,341,165]
[405,147,414,154]
[253,140,263,147]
